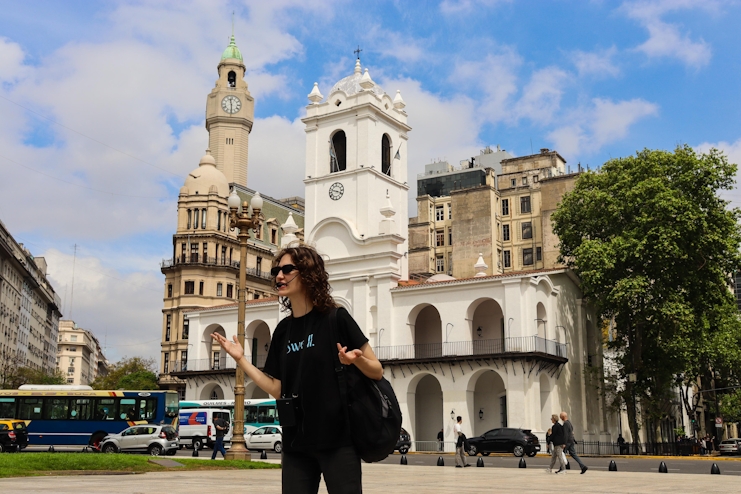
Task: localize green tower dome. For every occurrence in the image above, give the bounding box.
[221,35,243,62]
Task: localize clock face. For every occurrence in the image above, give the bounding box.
[221,95,241,114]
[329,182,344,201]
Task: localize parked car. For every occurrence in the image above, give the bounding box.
[719,438,741,456]
[0,419,29,452]
[466,427,541,457]
[178,408,232,450]
[100,424,179,456]
[245,425,282,453]
[395,427,411,454]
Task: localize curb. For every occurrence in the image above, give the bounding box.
[393,452,741,462]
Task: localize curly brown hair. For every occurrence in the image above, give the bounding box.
[273,245,336,314]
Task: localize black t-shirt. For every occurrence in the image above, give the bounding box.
[214,417,227,437]
[263,307,368,452]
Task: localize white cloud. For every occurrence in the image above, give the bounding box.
[0,36,27,84]
[366,25,427,63]
[621,0,716,68]
[248,115,306,200]
[511,67,569,125]
[571,46,620,78]
[547,98,658,157]
[440,0,510,14]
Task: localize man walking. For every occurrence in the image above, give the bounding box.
[454,416,470,468]
[546,414,566,474]
[211,415,228,460]
[560,411,588,474]
[437,428,444,452]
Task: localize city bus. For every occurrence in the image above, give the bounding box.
[179,398,278,433]
[0,386,179,450]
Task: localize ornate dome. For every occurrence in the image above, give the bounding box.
[221,35,243,62]
[329,59,385,98]
[183,150,229,197]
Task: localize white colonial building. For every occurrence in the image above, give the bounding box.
[179,58,609,448]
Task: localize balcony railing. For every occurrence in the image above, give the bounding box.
[160,256,272,280]
[169,354,267,373]
[375,336,566,362]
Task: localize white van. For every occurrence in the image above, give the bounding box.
[178,408,232,450]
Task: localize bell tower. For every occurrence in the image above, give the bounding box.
[205,34,254,187]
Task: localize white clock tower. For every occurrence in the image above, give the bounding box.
[205,35,254,187]
[301,58,411,342]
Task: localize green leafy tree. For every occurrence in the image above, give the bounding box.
[1,349,65,388]
[719,389,741,424]
[91,356,158,390]
[551,145,741,441]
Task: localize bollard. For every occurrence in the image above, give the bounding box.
[400,455,407,465]
[260,450,268,460]
[608,460,617,471]
[437,456,444,466]
[518,457,527,468]
[566,461,570,470]
[711,463,720,475]
[48,445,55,453]
[192,446,199,457]
[658,461,668,473]
[477,457,484,467]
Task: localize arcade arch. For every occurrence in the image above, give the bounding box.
[469,298,504,354]
[412,305,442,358]
[203,324,226,370]
[200,382,225,400]
[470,369,507,436]
[412,374,443,449]
[246,320,270,367]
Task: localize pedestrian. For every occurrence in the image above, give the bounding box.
[211,245,383,494]
[454,416,470,468]
[617,433,627,454]
[546,414,566,474]
[546,428,552,454]
[211,415,228,459]
[700,436,706,456]
[560,411,588,474]
[437,428,444,452]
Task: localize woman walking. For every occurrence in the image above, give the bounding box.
[546,414,566,474]
[211,245,383,494]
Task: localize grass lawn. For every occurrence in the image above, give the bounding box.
[0,453,280,478]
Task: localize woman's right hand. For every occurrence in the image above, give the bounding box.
[211,333,244,361]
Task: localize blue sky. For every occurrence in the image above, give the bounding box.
[1,0,740,362]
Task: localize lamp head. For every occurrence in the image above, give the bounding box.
[250,192,263,211]
[477,326,483,338]
[450,410,455,420]
[479,408,484,420]
[228,188,241,210]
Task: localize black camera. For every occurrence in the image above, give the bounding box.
[276,395,300,427]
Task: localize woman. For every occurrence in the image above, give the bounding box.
[546,414,566,474]
[545,427,552,454]
[211,245,382,494]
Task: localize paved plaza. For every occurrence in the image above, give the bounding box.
[1,462,740,493]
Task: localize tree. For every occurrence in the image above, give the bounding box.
[719,389,741,424]
[551,145,741,441]
[91,356,158,390]
[1,349,65,389]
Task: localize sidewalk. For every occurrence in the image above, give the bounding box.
[1,463,739,493]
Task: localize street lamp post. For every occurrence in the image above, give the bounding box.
[225,188,263,461]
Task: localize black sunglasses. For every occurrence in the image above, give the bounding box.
[271,264,298,277]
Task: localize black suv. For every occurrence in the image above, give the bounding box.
[395,427,411,454]
[466,428,540,457]
[0,419,29,453]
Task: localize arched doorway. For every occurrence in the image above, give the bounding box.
[414,305,442,358]
[330,130,346,172]
[247,321,270,368]
[472,370,507,436]
[204,324,227,370]
[414,374,443,451]
[470,299,504,354]
[200,382,224,400]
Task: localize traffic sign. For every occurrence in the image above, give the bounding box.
[715,417,723,428]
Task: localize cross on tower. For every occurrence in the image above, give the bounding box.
[354,46,363,59]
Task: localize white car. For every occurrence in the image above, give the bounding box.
[246,425,282,453]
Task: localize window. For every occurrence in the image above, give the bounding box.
[502,199,509,216]
[226,137,233,145]
[436,255,445,273]
[184,281,195,295]
[522,176,528,185]
[190,243,198,263]
[199,281,204,296]
[18,398,43,420]
[448,229,452,246]
[182,319,189,339]
[520,196,531,214]
[271,228,277,245]
[536,246,542,261]
[93,398,117,421]
[167,284,172,298]
[70,399,92,420]
[381,134,391,175]
[254,293,260,299]
[448,205,452,220]
[221,246,227,264]
[502,224,510,241]
[163,353,169,373]
[522,222,532,239]
[194,209,200,229]
[330,130,347,172]
[511,178,516,187]
[70,346,77,352]
[201,209,207,229]
[203,242,208,261]
[523,248,534,266]
[217,283,223,297]
[181,351,187,372]
[503,250,511,268]
[187,210,191,229]
[181,243,186,262]
[226,284,233,298]
[435,205,444,221]
[217,211,221,231]
[533,175,539,183]
[44,398,69,420]
[70,357,75,364]
[436,230,444,247]
[213,351,221,370]
[165,315,171,341]
[256,257,262,274]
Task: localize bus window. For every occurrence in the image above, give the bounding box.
[245,405,258,423]
[18,398,43,420]
[138,399,157,420]
[0,398,16,417]
[44,398,70,420]
[257,406,276,424]
[120,398,137,420]
[165,392,179,417]
[94,398,118,421]
[70,399,92,420]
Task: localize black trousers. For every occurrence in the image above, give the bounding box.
[282,445,362,494]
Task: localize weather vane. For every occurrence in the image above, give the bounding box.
[354,46,362,59]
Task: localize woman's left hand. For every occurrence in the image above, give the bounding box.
[337,343,363,365]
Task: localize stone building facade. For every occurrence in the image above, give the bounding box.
[0,218,61,374]
[56,320,109,385]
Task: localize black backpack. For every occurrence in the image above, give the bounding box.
[329,309,403,463]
